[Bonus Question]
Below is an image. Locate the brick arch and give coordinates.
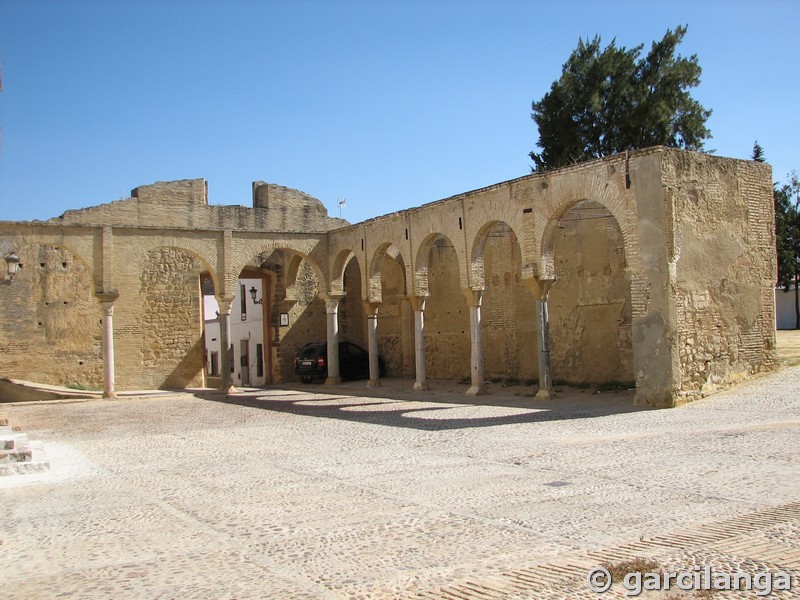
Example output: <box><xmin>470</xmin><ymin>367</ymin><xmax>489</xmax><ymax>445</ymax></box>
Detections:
<box><xmin>232</xmin><ymin>246</ymin><xmax>326</xmax><ymax>300</ymax></box>
<box><xmin>414</xmin><ymin>232</ymin><xmax>463</xmax><ymax>295</ymax></box>
<box><xmin>539</xmin><ymin>195</ymin><xmax>636</xmax><ymax>281</ymax></box>
<box><xmin>368</xmin><ymin>243</ymin><xmax>407</xmax><ymax>303</ymax></box>
<box><xmin>122</xmin><ymin>236</ymin><xmax>220</xmax><ymax>294</ymax></box>
<box><xmin>469</xmin><ymin>220</ymin><xmax>522</xmax><ymax>289</ymax></box>
<box><xmin>330</xmin><ymin>248</ymin><xmax>359</xmax><ymax>296</ymax></box>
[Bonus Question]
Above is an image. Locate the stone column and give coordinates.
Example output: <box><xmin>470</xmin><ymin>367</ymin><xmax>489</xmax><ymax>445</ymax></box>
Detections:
<box><xmin>218</xmin><ymin>298</ymin><xmax>236</xmax><ymax>393</ymax></box>
<box><xmin>364</xmin><ymin>301</ymin><xmax>381</xmax><ymax>387</ymax></box>
<box><xmin>462</xmin><ymin>288</ymin><xmax>487</xmax><ymax>396</ymax></box>
<box><xmin>409</xmin><ymin>295</ymin><xmax>428</xmax><ymax>391</ymax></box>
<box><xmin>324</xmin><ymin>294</ymin><xmax>344</xmax><ymax>386</ymax></box>
<box><xmin>97</xmin><ymin>290</ymin><xmax>119</xmax><ymax>399</ymax></box>
<box><xmin>533</xmin><ymin>278</ymin><xmax>555</xmax><ymax>399</ymax></box>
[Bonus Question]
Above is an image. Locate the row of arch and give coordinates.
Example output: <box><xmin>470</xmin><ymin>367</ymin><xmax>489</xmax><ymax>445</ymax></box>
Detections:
<box><xmin>0</xmin><ymin>193</ymin><xmax>639</xmax><ymax>399</ymax></box>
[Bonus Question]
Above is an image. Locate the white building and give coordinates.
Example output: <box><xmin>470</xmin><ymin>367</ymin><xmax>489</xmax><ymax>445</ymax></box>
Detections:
<box><xmin>204</xmin><ymin>277</ymin><xmax>268</xmax><ymax>387</ymax></box>
<box><xmin>776</xmin><ymin>286</ymin><xmax>799</xmax><ymax>330</ymax></box>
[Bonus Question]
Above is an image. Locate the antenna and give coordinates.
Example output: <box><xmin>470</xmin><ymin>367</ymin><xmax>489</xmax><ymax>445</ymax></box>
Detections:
<box><xmin>337</xmin><ymin>197</ymin><xmax>346</xmax><ymax>218</ymax></box>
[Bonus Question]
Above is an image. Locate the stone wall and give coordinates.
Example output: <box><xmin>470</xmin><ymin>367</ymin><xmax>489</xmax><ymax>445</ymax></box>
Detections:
<box><xmin>0</xmin><ymin>147</ymin><xmax>777</xmax><ymax>405</ymax></box>
<box><xmin>270</xmin><ymin>258</ymin><xmax>327</xmax><ymax>384</ymax></box>
<box><xmin>481</xmin><ymin>223</ymin><xmax>538</xmax><ymax>382</ymax></box>
<box><xmin>425</xmin><ymin>241</ymin><xmax>470</xmax><ymax>379</ymax></box>
<box><xmin>0</xmin><ymin>244</ymin><xmax>102</xmax><ymax>389</ymax></box>
<box><xmin>663</xmin><ymin>152</ymin><xmax>777</xmax><ymax>399</ymax></box>
<box><xmin>549</xmin><ymin>202</ymin><xmax>633</xmax><ymax>385</ymax></box>
<box><xmin>138</xmin><ymin>247</ymin><xmax>205</xmax><ymax>389</ymax></box>
<box><xmin>53</xmin><ymin>179</ymin><xmax>347</xmax><ymax>233</ymax></box>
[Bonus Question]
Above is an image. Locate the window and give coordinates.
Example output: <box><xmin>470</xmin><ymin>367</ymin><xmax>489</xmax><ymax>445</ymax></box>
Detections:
<box><xmin>209</xmin><ymin>352</ymin><xmax>219</xmax><ymax>376</ymax></box>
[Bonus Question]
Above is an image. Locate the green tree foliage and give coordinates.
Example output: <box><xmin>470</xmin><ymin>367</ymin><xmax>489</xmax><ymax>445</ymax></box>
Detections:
<box><xmin>774</xmin><ymin>172</ymin><xmax>800</xmax><ymax>328</ymax></box>
<box><xmin>752</xmin><ymin>141</ymin><xmax>766</xmax><ymax>163</ymax></box>
<box><xmin>530</xmin><ymin>26</ymin><xmax>712</xmax><ymax>171</ymax></box>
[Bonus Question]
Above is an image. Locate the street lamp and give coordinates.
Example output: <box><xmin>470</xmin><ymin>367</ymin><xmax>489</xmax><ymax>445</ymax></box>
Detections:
<box><xmin>249</xmin><ymin>286</ymin><xmax>263</xmax><ymax>305</ymax></box>
<box><xmin>2</xmin><ymin>252</ymin><xmax>20</xmax><ymax>284</ymax></box>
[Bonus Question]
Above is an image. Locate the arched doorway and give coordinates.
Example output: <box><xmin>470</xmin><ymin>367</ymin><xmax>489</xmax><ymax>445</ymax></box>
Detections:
<box><xmin>548</xmin><ymin>200</ymin><xmax>633</xmax><ymax>386</ymax></box>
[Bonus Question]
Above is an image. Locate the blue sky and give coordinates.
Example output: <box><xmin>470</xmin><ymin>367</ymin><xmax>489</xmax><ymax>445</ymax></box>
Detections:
<box><xmin>1</xmin><ymin>0</ymin><xmax>798</xmax><ymax>224</ymax></box>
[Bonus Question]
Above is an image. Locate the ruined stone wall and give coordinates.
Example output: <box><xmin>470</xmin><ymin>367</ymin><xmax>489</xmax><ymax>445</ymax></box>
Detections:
<box><xmin>548</xmin><ymin>204</ymin><xmax>633</xmax><ymax>385</ymax></box>
<box><xmin>481</xmin><ymin>225</ymin><xmax>539</xmax><ymax>381</ymax></box>
<box><xmin>0</xmin><ymin>244</ymin><xmax>103</xmax><ymax>389</ymax></box>
<box><xmin>270</xmin><ymin>259</ymin><xmax>326</xmax><ymax>383</ymax></box>
<box><xmin>425</xmin><ymin>242</ymin><xmax>470</xmax><ymax>379</ymax></box>
<box><xmin>663</xmin><ymin>153</ymin><xmax>777</xmax><ymax>399</ymax></box>
<box><xmin>135</xmin><ymin>248</ymin><xmax>206</xmax><ymax>389</ymax></box>
<box><xmin>338</xmin><ymin>260</ymin><xmax>366</xmax><ymax>348</ymax></box>
<box><xmin>376</xmin><ymin>256</ymin><xmax>408</xmax><ymax>377</ymax></box>
<box><xmin>53</xmin><ymin>179</ymin><xmax>347</xmax><ymax>233</ymax></box>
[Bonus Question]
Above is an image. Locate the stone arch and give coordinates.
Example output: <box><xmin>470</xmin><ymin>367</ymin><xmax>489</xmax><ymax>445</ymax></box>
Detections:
<box><xmin>469</xmin><ymin>220</ymin><xmax>522</xmax><ymax>290</ymax></box>
<box><xmin>368</xmin><ymin>243</ymin><xmax>412</xmax><ymax>377</ymax></box>
<box><xmin>416</xmin><ymin>232</ymin><xmax>470</xmax><ymax>380</ymax></box>
<box><xmin>545</xmin><ymin>200</ymin><xmax>634</xmax><ymax>386</ymax></box>
<box><xmin>539</xmin><ymin>195</ymin><xmax>635</xmax><ymax>281</ymax></box>
<box><xmin>339</xmin><ymin>254</ymin><xmax>366</xmax><ymax>346</ymax></box>
<box><xmin>469</xmin><ymin>222</ymin><xmax>538</xmax><ymax>381</ymax></box>
<box><xmin>228</xmin><ymin>242</ymin><xmax>327</xmax><ymax>300</ymax></box>
<box><xmin>330</xmin><ymin>249</ymin><xmax>359</xmax><ymax>296</ymax></box>
<box><xmin>368</xmin><ymin>243</ymin><xmax>407</xmax><ymax>303</ymax></box>
<box><xmin>414</xmin><ymin>232</ymin><xmax>463</xmax><ymax>296</ymax></box>
<box><xmin>137</xmin><ymin>245</ymin><xmax>212</xmax><ymax>389</ymax></box>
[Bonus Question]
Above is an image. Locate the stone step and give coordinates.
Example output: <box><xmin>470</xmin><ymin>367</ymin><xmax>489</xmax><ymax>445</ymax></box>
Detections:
<box><xmin>0</xmin><ymin>441</ymin><xmax>50</xmax><ymax>475</ymax></box>
<box><xmin>1</xmin><ymin>432</ymin><xmax>30</xmax><ymax>450</ymax></box>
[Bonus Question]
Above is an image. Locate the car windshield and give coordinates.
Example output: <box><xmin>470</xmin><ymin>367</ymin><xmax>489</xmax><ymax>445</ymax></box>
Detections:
<box><xmin>297</xmin><ymin>344</ymin><xmax>323</xmax><ymax>359</ymax></box>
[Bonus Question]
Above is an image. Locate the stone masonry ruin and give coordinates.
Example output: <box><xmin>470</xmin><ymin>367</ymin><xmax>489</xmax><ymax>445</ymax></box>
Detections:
<box><xmin>0</xmin><ymin>147</ymin><xmax>777</xmax><ymax>407</ymax></box>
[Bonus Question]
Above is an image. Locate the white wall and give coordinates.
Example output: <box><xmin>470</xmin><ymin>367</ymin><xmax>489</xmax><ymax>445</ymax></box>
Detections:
<box><xmin>203</xmin><ymin>278</ymin><xmax>267</xmax><ymax>385</ymax></box>
<box><xmin>776</xmin><ymin>286</ymin><xmax>799</xmax><ymax>330</ymax></box>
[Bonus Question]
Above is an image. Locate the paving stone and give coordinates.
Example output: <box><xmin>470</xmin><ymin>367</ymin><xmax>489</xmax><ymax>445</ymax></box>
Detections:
<box><xmin>1</xmin><ymin>368</ymin><xmax>799</xmax><ymax>598</ymax></box>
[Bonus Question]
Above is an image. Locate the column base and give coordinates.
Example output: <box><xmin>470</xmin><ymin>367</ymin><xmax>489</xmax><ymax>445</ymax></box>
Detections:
<box><xmin>535</xmin><ymin>388</ymin><xmax>553</xmax><ymax>400</ymax></box>
<box><xmin>367</xmin><ymin>379</ymin><xmax>382</xmax><ymax>388</ymax></box>
<box><xmin>465</xmin><ymin>385</ymin><xmax>488</xmax><ymax>396</ymax></box>
<box><xmin>220</xmin><ymin>384</ymin><xmax>239</xmax><ymax>395</ymax></box>
<box><xmin>325</xmin><ymin>376</ymin><xmax>342</xmax><ymax>386</ymax></box>
<box><xmin>413</xmin><ymin>381</ymin><xmax>429</xmax><ymax>391</ymax></box>
<box><xmin>103</xmin><ymin>391</ymin><xmax>118</xmax><ymax>399</ymax></box>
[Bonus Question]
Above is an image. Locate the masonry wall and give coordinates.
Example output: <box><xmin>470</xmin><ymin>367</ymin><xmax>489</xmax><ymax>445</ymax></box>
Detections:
<box><xmin>270</xmin><ymin>258</ymin><xmax>327</xmax><ymax>384</ymax></box>
<box><xmin>0</xmin><ymin>243</ymin><xmax>103</xmax><ymax>389</ymax></box>
<box><xmin>105</xmin><ymin>245</ymin><xmax>206</xmax><ymax>390</ymax></box>
<box><xmin>481</xmin><ymin>225</ymin><xmax>538</xmax><ymax>382</ymax></box>
<box><xmin>662</xmin><ymin>153</ymin><xmax>777</xmax><ymax>399</ymax></box>
<box><xmin>0</xmin><ymin>148</ymin><xmax>778</xmax><ymax>403</ymax></box>
<box><xmin>548</xmin><ymin>204</ymin><xmax>633</xmax><ymax>385</ymax></box>
<box><xmin>376</xmin><ymin>255</ymin><xmax>411</xmax><ymax>378</ymax></box>
<box><xmin>53</xmin><ymin>179</ymin><xmax>347</xmax><ymax>233</ymax></box>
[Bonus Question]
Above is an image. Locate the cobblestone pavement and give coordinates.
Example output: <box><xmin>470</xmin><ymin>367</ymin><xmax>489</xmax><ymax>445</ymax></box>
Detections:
<box><xmin>2</xmin><ymin>369</ymin><xmax>799</xmax><ymax>599</ymax></box>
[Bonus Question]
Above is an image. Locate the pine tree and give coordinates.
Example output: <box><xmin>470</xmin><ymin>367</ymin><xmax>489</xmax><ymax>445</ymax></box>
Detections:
<box><xmin>530</xmin><ymin>26</ymin><xmax>712</xmax><ymax>171</ymax></box>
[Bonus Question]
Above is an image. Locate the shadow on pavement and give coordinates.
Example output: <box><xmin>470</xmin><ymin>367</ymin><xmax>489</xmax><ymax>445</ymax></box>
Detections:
<box><xmin>194</xmin><ymin>378</ymin><xmax>655</xmax><ymax>431</ymax></box>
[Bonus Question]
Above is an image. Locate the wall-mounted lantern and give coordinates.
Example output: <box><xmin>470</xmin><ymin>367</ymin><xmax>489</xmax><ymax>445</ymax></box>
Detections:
<box><xmin>2</xmin><ymin>252</ymin><xmax>20</xmax><ymax>284</ymax></box>
<box><xmin>249</xmin><ymin>286</ymin><xmax>263</xmax><ymax>305</ymax></box>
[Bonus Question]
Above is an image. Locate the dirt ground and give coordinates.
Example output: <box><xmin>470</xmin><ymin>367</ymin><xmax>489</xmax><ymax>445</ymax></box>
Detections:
<box><xmin>777</xmin><ymin>329</ymin><xmax>800</xmax><ymax>367</ymax></box>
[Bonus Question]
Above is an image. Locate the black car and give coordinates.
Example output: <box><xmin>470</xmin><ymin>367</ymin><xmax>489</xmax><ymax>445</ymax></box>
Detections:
<box><xmin>293</xmin><ymin>341</ymin><xmax>385</xmax><ymax>383</ymax></box>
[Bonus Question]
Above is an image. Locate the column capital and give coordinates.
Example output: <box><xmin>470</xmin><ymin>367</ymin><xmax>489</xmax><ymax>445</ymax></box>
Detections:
<box><xmin>321</xmin><ymin>292</ymin><xmax>345</xmax><ymax>314</ymax></box>
<box><xmin>96</xmin><ymin>289</ymin><xmax>119</xmax><ymax>304</ymax></box>
<box><xmin>409</xmin><ymin>294</ymin><xmax>428</xmax><ymax>312</ymax></box>
<box><xmin>217</xmin><ymin>296</ymin><xmax>235</xmax><ymax>315</ymax></box>
<box><xmin>363</xmin><ymin>301</ymin><xmax>381</xmax><ymax>316</ymax></box>
<box><xmin>521</xmin><ymin>277</ymin><xmax>555</xmax><ymax>300</ymax></box>
<box><xmin>461</xmin><ymin>288</ymin><xmax>484</xmax><ymax>308</ymax></box>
